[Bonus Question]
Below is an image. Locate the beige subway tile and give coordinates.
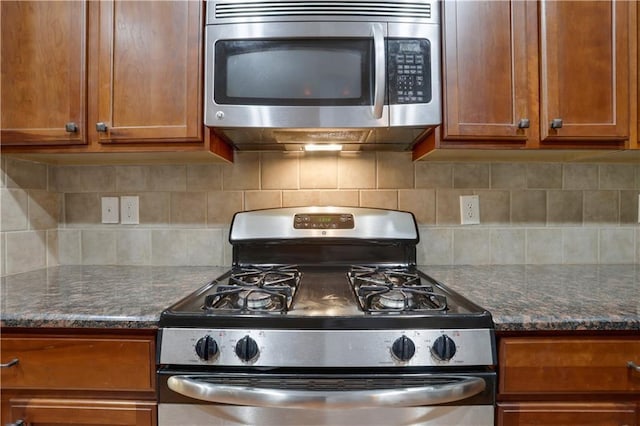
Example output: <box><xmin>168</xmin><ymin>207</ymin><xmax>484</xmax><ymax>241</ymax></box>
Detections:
<box><xmin>637</xmin><ymin>229</ymin><xmax>640</xmax><ymax>264</ymax></box>
<box><xmin>415</xmin><ymin>162</ymin><xmax>453</xmax><ymax>189</ymax></box>
<box><xmin>244</xmin><ymin>191</ymin><xmax>282</xmax><ymax>210</ymax></box>
<box><xmin>527</xmin><ymin>163</ymin><xmax>562</xmax><ymax>189</ymax></box>
<box><xmin>282</xmin><ymin>190</ymin><xmax>358</xmax><ymax>207</ymax></box>
<box><xmin>377</xmin><ymin>152</ymin><xmax>413</xmax><ymax>189</ymax></box>
<box><xmin>563</xmin><ymin>164</ymin><xmax>598</xmax><ymax>190</ymax></box>
<box><xmin>208</xmin><ymin>191</ymin><xmax>244</xmax><ymax>225</ymax></box>
<box><xmin>4</xmin><ymin>158</ymin><xmax>47</xmax><ymax>190</ymax></box>
<box><xmin>148</xmin><ymin>165</ymin><xmax>187</xmax><ymax>191</ymax></box>
<box><xmin>5</xmin><ymin>231</ymin><xmax>46</xmax><ymax>274</ymax></box>
<box><xmin>453</xmin><ymin>163</ymin><xmax>490</xmax><ymax>189</ymax></box>
<box><xmin>1</xmin><ymin>189</ymin><xmax>28</xmax><ymax>231</ymax></box>
<box><xmin>599</xmin><ymin>164</ymin><xmax>635</xmax><ymax>190</ymax></box>
<box><xmin>453</xmin><ymin>228</ymin><xmax>491</xmax><ymax>265</ymax></box>
<box><xmin>620</xmin><ymin>190</ymin><xmax>640</xmax><ymax>224</ymax></box>
<box><xmin>222</xmin><ymin>227</ymin><xmax>233</xmax><ymax>267</ymax></box>
<box><xmin>262</xmin><ymin>153</ymin><xmax>299</xmax><ymax>190</ymax></box>
<box><xmin>186</xmin><ymin>229</ymin><xmax>224</xmax><ymax>266</ymax></box>
<box><xmin>139</xmin><ymin>192</ymin><xmax>170</xmax><ymax>225</ymax></box>
<box><xmin>46</xmin><ymin>230</ymin><xmax>59</xmax><ymax>267</ymax></box>
<box><xmin>116</xmin><ymin>230</ymin><xmax>151</xmax><ymax>265</ymax></box>
<box><xmin>170</xmin><ymin>192</ymin><xmax>207</xmax><ymax>225</ymax></box>
<box><xmin>1</xmin><ymin>156</ymin><xmax>5</xmax><ymax>188</ymax></box>
<box><xmin>599</xmin><ymin>228</ymin><xmax>636</xmax><ymax>264</ymax></box>
<box><xmin>490</xmin><ymin>163</ymin><xmax>526</xmax><ymax>189</ymax></box>
<box><xmin>398</xmin><ymin>189</ymin><xmax>436</xmax><ymax>224</ymax></box>
<box><xmin>115</xmin><ymin>165</ymin><xmax>150</xmax><ymax>191</ymax></box>
<box><xmin>583</xmin><ymin>190</ymin><xmax>618</xmax><ymax>224</ymax></box>
<box><xmin>300</xmin><ymin>155</ymin><xmax>338</xmax><ymax>189</ymax></box>
<box><xmin>28</xmin><ymin>190</ymin><xmax>60</xmax><ymax>230</ymax></box>
<box><xmin>511</xmin><ymin>190</ymin><xmax>546</xmax><ymax>224</ymax></box>
<box><xmin>490</xmin><ymin>229</ymin><xmax>525</xmax><ymax>264</ymax></box>
<box><xmin>282</xmin><ymin>190</ymin><xmax>321</xmax><ymax>207</ymax></box>
<box><xmin>64</xmin><ymin>193</ymin><xmax>100</xmax><ymax>225</ymax></box>
<box><xmin>54</xmin><ymin>165</ymin><xmax>116</xmax><ymax>192</ymax></box>
<box><xmin>360</xmin><ymin>190</ymin><xmax>398</xmax><ymax>209</ymax></box>
<box><xmin>58</xmin><ymin>230</ymin><xmax>81</xmax><ymax>265</ymax></box>
<box><xmin>81</xmin><ymin>230</ymin><xmax>116</xmax><ymax>265</ymax></box>
<box><xmin>417</xmin><ymin>228</ymin><xmax>452</xmax><ymax>265</ymax></box>
<box><xmin>187</xmin><ymin>164</ymin><xmax>223</xmax><ymax>191</ymax></box>
<box><xmin>436</xmin><ymin>189</ymin><xmax>473</xmax><ymax>225</ymax></box>
<box><xmin>337</xmin><ymin>152</ymin><xmax>376</xmax><ymax>189</ymax></box>
<box><xmin>222</xmin><ymin>152</ymin><xmax>260</xmax><ymax>190</ymax></box>
<box><xmin>562</xmin><ymin>228</ymin><xmax>598</xmax><ymax>264</ymax></box>
<box><xmin>474</xmin><ymin>190</ymin><xmax>510</xmax><ymax>224</ymax></box>
<box><xmin>151</xmin><ymin>230</ymin><xmax>189</xmax><ymax>265</ymax></box>
<box><xmin>526</xmin><ymin>229</ymin><xmax>562</xmax><ymax>264</ymax></box>
<box><xmin>0</xmin><ymin>233</ymin><xmax>5</xmax><ymax>276</ymax></box>
<box><xmin>547</xmin><ymin>190</ymin><xmax>583</xmax><ymax>225</ymax></box>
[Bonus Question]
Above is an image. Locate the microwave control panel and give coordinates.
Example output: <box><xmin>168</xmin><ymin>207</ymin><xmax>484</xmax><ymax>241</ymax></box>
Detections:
<box><xmin>387</xmin><ymin>39</ymin><xmax>431</xmax><ymax>105</ymax></box>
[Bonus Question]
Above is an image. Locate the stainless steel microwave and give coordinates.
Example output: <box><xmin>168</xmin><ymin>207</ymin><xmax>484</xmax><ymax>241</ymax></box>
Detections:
<box><xmin>204</xmin><ymin>0</ymin><xmax>441</xmax><ymax>150</ymax></box>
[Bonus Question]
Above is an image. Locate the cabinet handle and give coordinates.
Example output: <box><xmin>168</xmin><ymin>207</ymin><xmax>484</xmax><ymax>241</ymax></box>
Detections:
<box><xmin>517</xmin><ymin>118</ymin><xmax>530</xmax><ymax>129</ymax></box>
<box><xmin>65</xmin><ymin>122</ymin><xmax>78</xmax><ymax>133</ymax></box>
<box><xmin>6</xmin><ymin>420</ymin><xmax>25</xmax><ymax>426</ymax></box>
<box><xmin>628</xmin><ymin>361</ymin><xmax>640</xmax><ymax>372</ymax></box>
<box><xmin>550</xmin><ymin>118</ymin><xmax>563</xmax><ymax>129</ymax></box>
<box><xmin>0</xmin><ymin>358</ymin><xmax>19</xmax><ymax>368</ymax></box>
<box><xmin>96</xmin><ymin>122</ymin><xmax>108</xmax><ymax>132</ymax></box>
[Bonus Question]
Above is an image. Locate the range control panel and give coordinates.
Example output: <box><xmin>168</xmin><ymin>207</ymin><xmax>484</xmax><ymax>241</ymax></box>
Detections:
<box><xmin>293</xmin><ymin>213</ymin><xmax>354</xmax><ymax>230</ymax></box>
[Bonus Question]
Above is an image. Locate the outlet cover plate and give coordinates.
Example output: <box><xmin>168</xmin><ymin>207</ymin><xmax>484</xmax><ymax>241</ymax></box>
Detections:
<box><xmin>460</xmin><ymin>195</ymin><xmax>480</xmax><ymax>225</ymax></box>
<box><xmin>101</xmin><ymin>197</ymin><xmax>119</xmax><ymax>224</ymax></box>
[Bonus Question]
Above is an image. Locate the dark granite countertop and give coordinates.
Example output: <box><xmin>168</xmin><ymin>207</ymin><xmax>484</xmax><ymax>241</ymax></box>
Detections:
<box><xmin>1</xmin><ymin>264</ymin><xmax>638</xmax><ymax>331</ymax></box>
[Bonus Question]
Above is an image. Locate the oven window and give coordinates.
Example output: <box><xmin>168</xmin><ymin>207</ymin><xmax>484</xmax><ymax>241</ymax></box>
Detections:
<box><xmin>214</xmin><ymin>39</ymin><xmax>373</xmax><ymax>106</ymax></box>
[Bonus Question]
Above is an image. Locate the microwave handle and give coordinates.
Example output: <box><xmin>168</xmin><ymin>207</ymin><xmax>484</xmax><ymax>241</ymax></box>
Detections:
<box><xmin>371</xmin><ymin>23</ymin><xmax>385</xmax><ymax>120</ymax></box>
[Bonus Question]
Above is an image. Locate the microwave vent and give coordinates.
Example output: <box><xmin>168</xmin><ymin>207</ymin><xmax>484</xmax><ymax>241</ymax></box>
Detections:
<box><xmin>214</xmin><ymin>1</ymin><xmax>432</xmax><ymax>20</ymax></box>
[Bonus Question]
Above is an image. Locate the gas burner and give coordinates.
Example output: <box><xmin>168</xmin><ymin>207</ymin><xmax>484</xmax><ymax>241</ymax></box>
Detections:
<box><xmin>203</xmin><ymin>265</ymin><xmax>301</xmax><ymax>313</ymax></box>
<box><xmin>348</xmin><ymin>266</ymin><xmax>447</xmax><ymax>313</ymax></box>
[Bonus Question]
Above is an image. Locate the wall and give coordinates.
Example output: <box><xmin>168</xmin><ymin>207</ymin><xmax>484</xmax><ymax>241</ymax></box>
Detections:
<box><xmin>1</xmin><ymin>153</ymin><xmax>639</xmax><ymax>276</ymax></box>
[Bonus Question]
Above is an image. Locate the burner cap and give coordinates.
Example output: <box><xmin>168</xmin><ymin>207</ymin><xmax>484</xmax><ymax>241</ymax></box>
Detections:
<box><xmin>242</xmin><ymin>291</ymin><xmax>274</xmax><ymax>310</ymax></box>
<box><xmin>378</xmin><ymin>290</ymin><xmax>413</xmax><ymax>310</ymax></box>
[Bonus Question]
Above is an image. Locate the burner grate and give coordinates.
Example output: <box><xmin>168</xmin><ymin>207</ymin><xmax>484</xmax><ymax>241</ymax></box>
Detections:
<box><xmin>348</xmin><ymin>266</ymin><xmax>447</xmax><ymax>313</ymax></box>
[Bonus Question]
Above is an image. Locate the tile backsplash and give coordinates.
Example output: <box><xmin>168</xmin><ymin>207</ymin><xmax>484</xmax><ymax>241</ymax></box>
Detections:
<box><xmin>1</xmin><ymin>153</ymin><xmax>638</xmax><ymax>276</ymax></box>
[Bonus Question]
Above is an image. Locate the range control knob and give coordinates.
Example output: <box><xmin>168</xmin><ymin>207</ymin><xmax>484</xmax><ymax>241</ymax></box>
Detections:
<box><xmin>431</xmin><ymin>335</ymin><xmax>456</xmax><ymax>361</ymax></box>
<box><xmin>195</xmin><ymin>335</ymin><xmax>218</xmax><ymax>361</ymax></box>
<box><xmin>391</xmin><ymin>336</ymin><xmax>416</xmax><ymax>362</ymax></box>
<box><xmin>235</xmin><ymin>335</ymin><xmax>259</xmax><ymax>362</ymax></box>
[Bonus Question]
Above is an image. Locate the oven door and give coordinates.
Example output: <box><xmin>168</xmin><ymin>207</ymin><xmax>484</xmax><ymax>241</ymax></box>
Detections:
<box><xmin>158</xmin><ymin>369</ymin><xmax>495</xmax><ymax>426</ymax></box>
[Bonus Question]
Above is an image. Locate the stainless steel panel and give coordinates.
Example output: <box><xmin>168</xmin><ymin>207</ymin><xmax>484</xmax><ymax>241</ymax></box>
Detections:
<box><xmin>159</xmin><ymin>328</ymin><xmax>495</xmax><ymax>367</ymax></box>
<box><xmin>159</xmin><ymin>403</ymin><xmax>493</xmax><ymax>426</ymax></box>
<box><xmin>228</xmin><ymin>207</ymin><xmax>418</xmax><ymax>242</ymax></box>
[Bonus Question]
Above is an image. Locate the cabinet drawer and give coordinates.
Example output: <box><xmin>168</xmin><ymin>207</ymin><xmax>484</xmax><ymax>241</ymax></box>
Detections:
<box><xmin>1</xmin><ymin>335</ymin><xmax>154</xmax><ymax>391</ymax></box>
<box><xmin>499</xmin><ymin>337</ymin><xmax>640</xmax><ymax>394</ymax></box>
<box><xmin>497</xmin><ymin>402</ymin><xmax>638</xmax><ymax>426</ymax></box>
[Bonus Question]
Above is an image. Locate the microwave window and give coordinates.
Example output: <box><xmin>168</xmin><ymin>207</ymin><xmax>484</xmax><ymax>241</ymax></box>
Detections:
<box><xmin>215</xmin><ymin>40</ymin><xmax>373</xmax><ymax>106</ymax></box>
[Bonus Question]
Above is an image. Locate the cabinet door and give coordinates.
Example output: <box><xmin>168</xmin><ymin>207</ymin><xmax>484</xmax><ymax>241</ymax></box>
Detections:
<box><xmin>539</xmin><ymin>0</ymin><xmax>629</xmax><ymax>144</ymax></box>
<box><xmin>497</xmin><ymin>402</ymin><xmax>638</xmax><ymax>426</ymax></box>
<box><xmin>91</xmin><ymin>0</ymin><xmax>202</xmax><ymax>144</ymax></box>
<box><xmin>0</xmin><ymin>1</ymin><xmax>87</xmax><ymax>146</ymax></box>
<box><xmin>442</xmin><ymin>0</ymin><xmax>538</xmax><ymax>145</ymax></box>
<box><xmin>7</xmin><ymin>398</ymin><xmax>155</xmax><ymax>426</ymax></box>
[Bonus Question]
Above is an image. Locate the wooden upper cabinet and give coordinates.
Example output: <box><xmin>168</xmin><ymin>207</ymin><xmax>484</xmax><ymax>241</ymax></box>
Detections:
<box><xmin>0</xmin><ymin>1</ymin><xmax>87</xmax><ymax>146</ymax></box>
<box><xmin>91</xmin><ymin>0</ymin><xmax>202</xmax><ymax>144</ymax></box>
<box><xmin>442</xmin><ymin>0</ymin><xmax>538</xmax><ymax>145</ymax></box>
<box><xmin>539</xmin><ymin>0</ymin><xmax>629</xmax><ymax>144</ymax></box>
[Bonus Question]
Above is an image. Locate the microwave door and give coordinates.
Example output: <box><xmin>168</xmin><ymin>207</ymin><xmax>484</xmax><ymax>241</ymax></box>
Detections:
<box><xmin>204</xmin><ymin>21</ymin><xmax>389</xmax><ymax>128</ymax></box>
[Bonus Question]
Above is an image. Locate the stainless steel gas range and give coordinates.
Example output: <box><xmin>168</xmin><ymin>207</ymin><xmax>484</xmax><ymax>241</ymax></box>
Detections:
<box><xmin>157</xmin><ymin>207</ymin><xmax>496</xmax><ymax>426</ymax></box>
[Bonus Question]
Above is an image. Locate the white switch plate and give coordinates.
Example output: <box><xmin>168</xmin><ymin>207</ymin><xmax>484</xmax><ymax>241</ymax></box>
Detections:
<box><xmin>120</xmin><ymin>196</ymin><xmax>139</xmax><ymax>225</ymax></box>
<box><xmin>460</xmin><ymin>195</ymin><xmax>480</xmax><ymax>225</ymax></box>
<box><xmin>101</xmin><ymin>197</ymin><xmax>119</xmax><ymax>224</ymax></box>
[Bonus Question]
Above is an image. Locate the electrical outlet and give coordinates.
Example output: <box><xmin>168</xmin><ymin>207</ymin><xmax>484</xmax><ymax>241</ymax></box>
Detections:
<box><xmin>120</xmin><ymin>196</ymin><xmax>139</xmax><ymax>225</ymax></box>
<box><xmin>459</xmin><ymin>195</ymin><xmax>480</xmax><ymax>225</ymax></box>
<box><xmin>101</xmin><ymin>197</ymin><xmax>119</xmax><ymax>224</ymax></box>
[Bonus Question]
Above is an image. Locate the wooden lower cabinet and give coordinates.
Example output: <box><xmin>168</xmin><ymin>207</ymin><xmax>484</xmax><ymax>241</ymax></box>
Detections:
<box><xmin>0</xmin><ymin>329</ymin><xmax>157</xmax><ymax>426</ymax></box>
<box><xmin>497</xmin><ymin>335</ymin><xmax>640</xmax><ymax>426</ymax></box>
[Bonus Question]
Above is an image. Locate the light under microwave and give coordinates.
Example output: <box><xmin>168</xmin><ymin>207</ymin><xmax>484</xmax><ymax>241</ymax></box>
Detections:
<box><xmin>204</xmin><ymin>1</ymin><xmax>441</xmax><ymax>134</ymax></box>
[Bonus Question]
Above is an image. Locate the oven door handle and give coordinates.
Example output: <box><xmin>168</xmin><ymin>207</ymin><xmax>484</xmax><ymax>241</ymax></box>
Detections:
<box><xmin>167</xmin><ymin>375</ymin><xmax>486</xmax><ymax>409</ymax></box>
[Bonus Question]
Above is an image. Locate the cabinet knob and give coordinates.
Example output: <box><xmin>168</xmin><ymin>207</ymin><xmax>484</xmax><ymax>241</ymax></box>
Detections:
<box><xmin>65</xmin><ymin>122</ymin><xmax>78</xmax><ymax>133</ymax></box>
<box><xmin>628</xmin><ymin>361</ymin><xmax>640</xmax><ymax>372</ymax></box>
<box><xmin>517</xmin><ymin>118</ymin><xmax>530</xmax><ymax>129</ymax></box>
<box><xmin>6</xmin><ymin>420</ymin><xmax>25</xmax><ymax>426</ymax></box>
<box><xmin>96</xmin><ymin>122</ymin><xmax>108</xmax><ymax>132</ymax></box>
<box><xmin>0</xmin><ymin>358</ymin><xmax>19</xmax><ymax>368</ymax></box>
<box><xmin>550</xmin><ymin>118</ymin><xmax>563</xmax><ymax>129</ymax></box>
